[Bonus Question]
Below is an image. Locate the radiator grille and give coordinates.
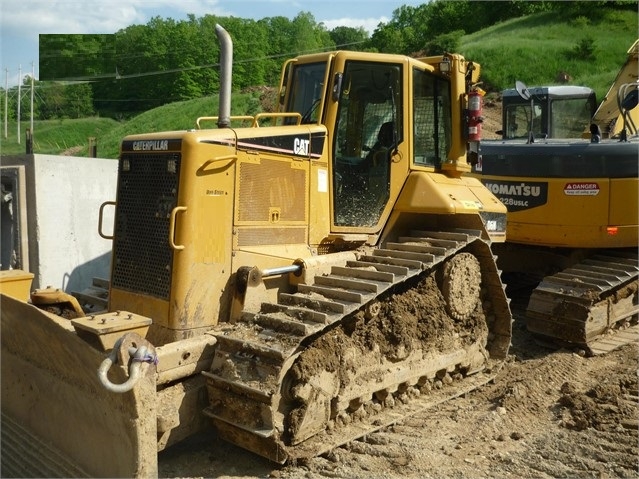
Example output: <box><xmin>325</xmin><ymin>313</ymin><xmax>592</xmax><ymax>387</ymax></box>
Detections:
<box><xmin>237</xmin><ymin>227</ymin><xmax>307</xmax><ymax>247</ymax></box>
<box><xmin>238</xmin><ymin>159</ymin><xmax>307</xmax><ymax>222</ymax></box>
<box><xmin>111</xmin><ymin>153</ymin><xmax>180</xmax><ymax>300</ymax></box>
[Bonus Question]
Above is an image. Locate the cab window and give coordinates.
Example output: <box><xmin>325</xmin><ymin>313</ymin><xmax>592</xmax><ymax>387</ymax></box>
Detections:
<box><xmin>413</xmin><ymin>67</ymin><xmax>451</xmax><ymax>167</ymax></box>
<box><xmin>332</xmin><ymin>61</ymin><xmax>402</xmax><ymax>227</ymax></box>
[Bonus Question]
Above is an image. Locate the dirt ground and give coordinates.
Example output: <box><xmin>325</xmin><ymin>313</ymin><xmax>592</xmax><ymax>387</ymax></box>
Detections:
<box><xmin>159</xmin><ymin>317</ymin><xmax>638</xmax><ymax>479</ymax></box>
<box><xmin>159</xmin><ymin>293</ymin><xmax>638</xmax><ymax>479</ymax></box>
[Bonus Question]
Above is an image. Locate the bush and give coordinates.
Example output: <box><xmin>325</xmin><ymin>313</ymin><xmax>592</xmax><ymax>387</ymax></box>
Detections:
<box><xmin>565</xmin><ymin>37</ymin><xmax>597</xmax><ymax>62</ymax></box>
<box><xmin>426</xmin><ymin>30</ymin><xmax>465</xmax><ymax>56</ymax></box>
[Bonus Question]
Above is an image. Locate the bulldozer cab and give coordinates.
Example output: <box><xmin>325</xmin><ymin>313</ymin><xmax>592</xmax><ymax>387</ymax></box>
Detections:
<box><xmin>280</xmin><ymin>52</ymin><xmax>455</xmax><ymax>231</ymax></box>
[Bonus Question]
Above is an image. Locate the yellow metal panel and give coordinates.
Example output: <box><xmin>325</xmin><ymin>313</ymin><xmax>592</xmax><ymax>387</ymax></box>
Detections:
<box><xmin>395</xmin><ymin>172</ymin><xmax>495</xmax><ymax>214</ymax></box>
<box><xmin>0</xmin><ymin>270</ymin><xmax>34</xmax><ymax>302</ymax></box>
<box><xmin>505</xmin><ymin>177</ymin><xmax>609</xmax><ymax>229</ymax></box>
<box><xmin>609</xmin><ymin>177</ymin><xmax>639</xmax><ymax>228</ymax></box>
<box><xmin>169</xmin><ymin>133</ymin><xmax>236</xmax><ymax>330</ymax></box>
<box><xmin>308</xmin><ymin>162</ymin><xmax>330</xmax><ymax>246</ymax></box>
<box><xmin>110</xmin><ymin>288</ymin><xmax>169</xmax><ymax>328</ymax></box>
<box><xmin>498</xmin><ymin>176</ymin><xmax>637</xmax><ymax>248</ymax></box>
<box><xmin>507</xmin><ymin>222</ymin><xmax>637</xmax><ymax>248</ymax></box>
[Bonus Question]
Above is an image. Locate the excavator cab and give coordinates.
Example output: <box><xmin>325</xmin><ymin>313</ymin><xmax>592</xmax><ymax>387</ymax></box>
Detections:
<box><xmin>500</xmin><ymin>85</ymin><xmax>597</xmax><ymax>140</ymax></box>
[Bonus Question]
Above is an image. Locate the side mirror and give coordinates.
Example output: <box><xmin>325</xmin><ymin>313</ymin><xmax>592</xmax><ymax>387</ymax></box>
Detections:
<box><xmin>621</xmin><ymin>89</ymin><xmax>638</xmax><ymax>111</ymax></box>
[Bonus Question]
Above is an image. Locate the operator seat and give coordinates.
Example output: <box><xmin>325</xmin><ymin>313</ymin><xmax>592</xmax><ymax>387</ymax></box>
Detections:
<box><xmin>374</xmin><ymin>121</ymin><xmax>394</xmax><ymax>151</ymax></box>
<box><xmin>366</xmin><ymin>121</ymin><xmax>395</xmax><ymax>167</ymax></box>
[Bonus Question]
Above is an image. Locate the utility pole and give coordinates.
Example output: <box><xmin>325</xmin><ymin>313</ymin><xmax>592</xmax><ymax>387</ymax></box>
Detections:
<box><xmin>4</xmin><ymin>69</ymin><xmax>7</xmax><ymax>139</ymax></box>
<box><xmin>17</xmin><ymin>65</ymin><xmax>21</xmax><ymax>144</ymax></box>
<box><xmin>30</xmin><ymin>62</ymin><xmax>34</xmax><ymax>133</ymax></box>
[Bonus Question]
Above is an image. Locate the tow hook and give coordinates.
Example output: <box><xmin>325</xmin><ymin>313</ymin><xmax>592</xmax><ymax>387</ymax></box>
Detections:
<box><xmin>98</xmin><ymin>332</ymin><xmax>158</xmax><ymax>393</ymax></box>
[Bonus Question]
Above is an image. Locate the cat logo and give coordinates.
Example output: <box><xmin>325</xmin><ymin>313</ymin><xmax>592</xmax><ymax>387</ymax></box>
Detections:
<box><xmin>294</xmin><ymin>138</ymin><xmax>310</xmax><ymax>156</ymax></box>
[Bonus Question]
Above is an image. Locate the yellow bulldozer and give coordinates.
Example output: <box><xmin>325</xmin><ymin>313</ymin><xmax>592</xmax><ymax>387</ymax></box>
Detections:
<box><xmin>473</xmin><ymin>39</ymin><xmax>639</xmax><ymax>355</ymax></box>
<box><xmin>1</xmin><ymin>25</ymin><xmax>512</xmax><ymax>476</ymax></box>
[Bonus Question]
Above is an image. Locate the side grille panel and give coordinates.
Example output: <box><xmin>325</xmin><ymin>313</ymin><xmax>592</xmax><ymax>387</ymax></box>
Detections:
<box><xmin>238</xmin><ymin>159</ymin><xmax>307</xmax><ymax>223</ymax></box>
<box><xmin>111</xmin><ymin>153</ymin><xmax>180</xmax><ymax>300</ymax></box>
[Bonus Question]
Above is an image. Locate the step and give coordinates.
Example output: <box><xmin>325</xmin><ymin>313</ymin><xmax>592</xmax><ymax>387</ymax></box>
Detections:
<box><xmin>314</xmin><ymin>275</ymin><xmax>381</xmax><ymax>293</ymax></box>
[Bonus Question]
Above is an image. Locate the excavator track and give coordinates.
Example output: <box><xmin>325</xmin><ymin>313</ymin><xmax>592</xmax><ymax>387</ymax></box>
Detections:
<box><xmin>203</xmin><ymin>229</ymin><xmax>512</xmax><ymax>463</ymax></box>
<box><xmin>526</xmin><ymin>249</ymin><xmax>639</xmax><ymax>355</ymax></box>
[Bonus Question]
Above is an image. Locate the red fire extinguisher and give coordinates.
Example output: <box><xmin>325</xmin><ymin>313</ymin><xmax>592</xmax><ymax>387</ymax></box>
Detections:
<box><xmin>467</xmin><ymin>88</ymin><xmax>484</xmax><ymax>142</ymax></box>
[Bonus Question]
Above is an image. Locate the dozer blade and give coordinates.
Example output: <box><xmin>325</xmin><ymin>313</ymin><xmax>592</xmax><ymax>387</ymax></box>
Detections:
<box><xmin>1</xmin><ymin>294</ymin><xmax>158</xmax><ymax>478</ymax></box>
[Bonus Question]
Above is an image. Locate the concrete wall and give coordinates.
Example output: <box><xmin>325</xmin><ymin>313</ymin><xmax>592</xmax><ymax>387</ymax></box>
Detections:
<box><xmin>1</xmin><ymin>154</ymin><xmax>118</xmax><ymax>292</ymax></box>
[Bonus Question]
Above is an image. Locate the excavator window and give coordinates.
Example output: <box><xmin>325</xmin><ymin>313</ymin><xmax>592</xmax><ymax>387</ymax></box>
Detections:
<box><xmin>549</xmin><ymin>97</ymin><xmax>594</xmax><ymax>138</ymax></box>
<box><xmin>332</xmin><ymin>61</ymin><xmax>402</xmax><ymax>227</ymax></box>
<box><xmin>503</xmin><ymin>91</ymin><xmax>596</xmax><ymax>140</ymax></box>
<box><xmin>504</xmin><ymin>104</ymin><xmax>542</xmax><ymax>139</ymax></box>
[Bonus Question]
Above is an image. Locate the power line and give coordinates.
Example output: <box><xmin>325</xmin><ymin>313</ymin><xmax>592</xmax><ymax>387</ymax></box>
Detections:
<box><xmin>35</xmin><ymin>39</ymin><xmax>369</xmax><ymax>83</ymax></box>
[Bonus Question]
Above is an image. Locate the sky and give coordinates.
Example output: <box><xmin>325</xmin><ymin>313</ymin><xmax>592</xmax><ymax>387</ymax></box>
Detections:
<box><xmin>1</xmin><ymin>0</ymin><xmax>425</xmax><ymax>87</ymax></box>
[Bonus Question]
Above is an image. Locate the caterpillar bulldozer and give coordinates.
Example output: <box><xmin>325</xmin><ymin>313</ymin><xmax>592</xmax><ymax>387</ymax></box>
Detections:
<box><xmin>472</xmin><ymin>39</ymin><xmax>639</xmax><ymax>355</ymax></box>
<box><xmin>1</xmin><ymin>25</ymin><xmax>512</xmax><ymax>477</ymax></box>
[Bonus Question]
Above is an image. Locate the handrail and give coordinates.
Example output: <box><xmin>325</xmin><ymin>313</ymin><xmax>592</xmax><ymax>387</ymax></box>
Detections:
<box><xmin>195</xmin><ymin>112</ymin><xmax>303</xmax><ymax>129</ymax></box>
<box><xmin>252</xmin><ymin>112</ymin><xmax>302</xmax><ymax>127</ymax></box>
<box><xmin>168</xmin><ymin>206</ymin><xmax>187</xmax><ymax>251</ymax></box>
<box><xmin>98</xmin><ymin>201</ymin><xmax>116</xmax><ymax>240</ymax></box>
<box><xmin>196</xmin><ymin>115</ymin><xmax>254</xmax><ymax>129</ymax></box>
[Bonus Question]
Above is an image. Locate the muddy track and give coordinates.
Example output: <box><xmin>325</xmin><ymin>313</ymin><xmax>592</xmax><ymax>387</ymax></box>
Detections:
<box><xmin>201</xmin><ymin>229</ymin><xmax>511</xmax><ymax>463</ymax></box>
<box><xmin>526</xmin><ymin>249</ymin><xmax>639</xmax><ymax>354</ymax></box>
<box><xmin>158</xmin><ymin>280</ymin><xmax>638</xmax><ymax>479</ymax></box>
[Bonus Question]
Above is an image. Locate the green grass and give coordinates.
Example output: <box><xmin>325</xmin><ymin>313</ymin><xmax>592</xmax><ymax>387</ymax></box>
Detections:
<box><xmin>1</xmin><ymin>9</ymin><xmax>636</xmax><ymax>159</ymax></box>
<box><xmin>1</xmin><ymin>91</ymin><xmax>264</xmax><ymax>159</ymax></box>
<box><xmin>1</xmin><ymin>117</ymin><xmax>119</xmax><ymax>157</ymax></box>
<box><xmin>461</xmin><ymin>10</ymin><xmax>637</xmax><ymax>100</ymax></box>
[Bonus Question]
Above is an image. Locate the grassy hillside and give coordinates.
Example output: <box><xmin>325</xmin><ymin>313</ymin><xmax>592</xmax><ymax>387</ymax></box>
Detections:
<box><xmin>1</xmin><ymin>90</ymin><xmax>265</xmax><ymax>158</ymax></box>
<box><xmin>462</xmin><ymin>9</ymin><xmax>636</xmax><ymax>99</ymax></box>
<box><xmin>1</xmin><ymin>117</ymin><xmax>119</xmax><ymax>157</ymax></box>
<box><xmin>1</xmin><ymin>9</ymin><xmax>636</xmax><ymax>159</ymax></box>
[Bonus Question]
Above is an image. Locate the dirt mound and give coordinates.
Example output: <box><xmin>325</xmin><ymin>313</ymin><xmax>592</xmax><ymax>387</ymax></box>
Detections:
<box><xmin>481</xmin><ymin>94</ymin><xmax>503</xmax><ymax>139</ymax></box>
<box><xmin>558</xmin><ymin>374</ymin><xmax>638</xmax><ymax>432</ymax></box>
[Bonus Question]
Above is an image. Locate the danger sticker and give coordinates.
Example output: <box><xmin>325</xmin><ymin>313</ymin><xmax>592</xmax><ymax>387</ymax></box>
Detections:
<box><xmin>564</xmin><ymin>182</ymin><xmax>600</xmax><ymax>196</ymax></box>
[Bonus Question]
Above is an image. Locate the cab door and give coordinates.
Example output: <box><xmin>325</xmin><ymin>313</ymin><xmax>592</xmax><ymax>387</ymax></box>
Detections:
<box><xmin>328</xmin><ymin>56</ymin><xmax>405</xmax><ymax>231</ymax></box>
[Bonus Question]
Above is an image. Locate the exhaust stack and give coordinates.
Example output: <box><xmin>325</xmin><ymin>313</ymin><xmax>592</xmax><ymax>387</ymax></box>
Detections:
<box><xmin>215</xmin><ymin>24</ymin><xmax>232</xmax><ymax>128</ymax></box>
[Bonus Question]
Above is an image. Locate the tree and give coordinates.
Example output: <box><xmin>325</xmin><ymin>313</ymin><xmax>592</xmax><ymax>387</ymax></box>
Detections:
<box><xmin>64</xmin><ymin>83</ymin><xmax>95</xmax><ymax>118</ymax></box>
<box><xmin>37</xmin><ymin>82</ymin><xmax>64</xmax><ymax>119</ymax></box>
<box><xmin>39</xmin><ymin>34</ymin><xmax>115</xmax><ymax>81</ymax></box>
<box><xmin>329</xmin><ymin>26</ymin><xmax>370</xmax><ymax>51</ymax></box>
<box><xmin>291</xmin><ymin>12</ymin><xmax>334</xmax><ymax>54</ymax></box>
